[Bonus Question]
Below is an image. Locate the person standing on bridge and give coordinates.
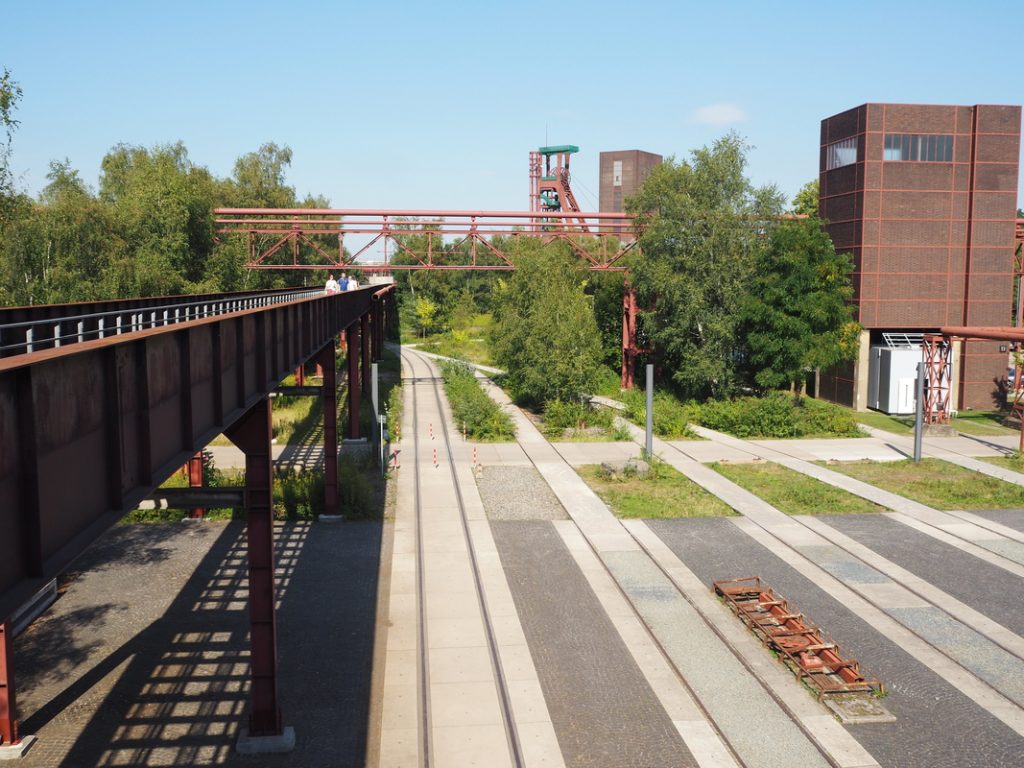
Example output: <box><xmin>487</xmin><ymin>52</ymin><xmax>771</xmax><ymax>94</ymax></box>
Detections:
<box><xmin>339</xmin><ymin>272</ymin><xmax>349</xmax><ymax>292</ymax></box>
<box><xmin>325</xmin><ymin>273</ymin><xmax>340</xmax><ymax>294</ymax></box>
<box><xmin>347</xmin><ymin>272</ymin><xmax>358</xmax><ymax>290</ymax></box>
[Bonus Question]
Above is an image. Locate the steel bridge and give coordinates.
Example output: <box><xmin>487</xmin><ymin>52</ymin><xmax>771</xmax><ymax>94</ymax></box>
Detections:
<box><xmin>0</xmin><ymin>284</ymin><xmax>397</xmax><ymax>751</ymax></box>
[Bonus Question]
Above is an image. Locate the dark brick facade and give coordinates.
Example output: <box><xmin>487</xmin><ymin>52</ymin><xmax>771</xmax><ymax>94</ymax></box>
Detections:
<box><xmin>819</xmin><ymin>103</ymin><xmax>1022</xmax><ymax>410</ymax></box>
<box><xmin>599</xmin><ymin>150</ymin><xmax>663</xmax><ymax>213</ymax></box>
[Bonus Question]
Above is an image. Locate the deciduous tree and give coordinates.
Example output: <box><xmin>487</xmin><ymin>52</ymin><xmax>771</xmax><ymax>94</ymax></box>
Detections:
<box><xmin>627</xmin><ymin>133</ymin><xmax>784</xmax><ymax>399</ymax></box>
<box><xmin>739</xmin><ymin>218</ymin><xmax>860</xmax><ymax>394</ymax></box>
<box><xmin>489</xmin><ymin>239</ymin><xmax>601</xmax><ymax>404</ymax></box>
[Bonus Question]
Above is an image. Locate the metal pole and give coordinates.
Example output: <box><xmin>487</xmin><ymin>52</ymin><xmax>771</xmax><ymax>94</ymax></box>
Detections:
<box><xmin>645</xmin><ymin>364</ymin><xmax>654</xmax><ymax>460</ymax></box>
<box><xmin>0</xmin><ymin>621</ymin><xmax>18</xmax><ymax>747</ymax></box>
<box><xmin>914</xmin><ymin>361</ymin><xmax>925</xmax><ymax>462</ymax></box>
<box><xmin>371</xmin><ymin>363</ymin><xmax>379</xmax><ymax>419</ymax></box>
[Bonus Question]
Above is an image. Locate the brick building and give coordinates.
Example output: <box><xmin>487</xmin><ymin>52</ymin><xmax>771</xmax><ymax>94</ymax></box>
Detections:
<box><xmin>599</xmin><ymin>150</ymin><xmax>663</xmax><ymax>213</ymax></box>
<box><xmin>818</xmin><ymin>103</ymin><xmax>1022</xmax><ymax>411</ymax></box>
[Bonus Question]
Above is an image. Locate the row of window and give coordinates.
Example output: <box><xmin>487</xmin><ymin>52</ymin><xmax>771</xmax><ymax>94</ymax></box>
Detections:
<box><xmin>883</xmin><ymin>133</ymin><xmax>954</xmax><ymax>162</ymax></box>
<box><xmin>825</xmin><ymin>133</ymin><xmax>956</xmax><ymax>170</ymax></box>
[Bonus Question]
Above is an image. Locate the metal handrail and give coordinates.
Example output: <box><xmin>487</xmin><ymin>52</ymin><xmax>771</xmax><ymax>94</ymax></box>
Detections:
<box><xmin>0</xmin><ymin>287</ymin><xmax>325</xmax><ymax>357</ymax></box>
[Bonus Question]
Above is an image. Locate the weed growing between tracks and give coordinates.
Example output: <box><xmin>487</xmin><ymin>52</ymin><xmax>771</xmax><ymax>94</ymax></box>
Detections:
<box><xmin>438</xmin><ymin>360</ymin><xmax>515</xmax><ymax>441</ymax></box>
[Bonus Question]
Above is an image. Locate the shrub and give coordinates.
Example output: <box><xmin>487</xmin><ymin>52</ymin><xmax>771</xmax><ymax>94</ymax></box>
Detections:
<box><xmin>439</xmin><ymin>360</ymin><xmax>515</xmax><ymax>441</ymax></box>
<box><xmin>543</xmin><ymin>398</ymin><xmax>614</xmax><ymax>437</ymax></box>
<box><xmin>695</xmin><ymin>392</ymin><xmax>861</xmax><ymax>438</ymax></box>
<box><xmin>622</xmin><ymin>389</ymin><xmax>697</xmax><ymax>439</ymax></box>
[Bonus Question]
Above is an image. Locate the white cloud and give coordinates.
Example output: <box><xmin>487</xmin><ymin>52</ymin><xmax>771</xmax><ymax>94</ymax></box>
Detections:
<box><xmin>692</xmin><ymin>103</ymin><xmax>748</xmax><ymax>125</ymax></box>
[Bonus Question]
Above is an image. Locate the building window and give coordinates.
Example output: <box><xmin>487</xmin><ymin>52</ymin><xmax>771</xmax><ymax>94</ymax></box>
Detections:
<box><xmin>613</xmin><ymin>160</ymin><xmax>623</xmax><ymax>187</ymax></box>
<box><xmin>826</xmin><ymin>137</ymin><xmax>858</xmax><ymax>170</ymax></box>
<box><xmin>883</xmin><ymin>134</ymin><xmax>953</xmax><ymax>162</ymax></box>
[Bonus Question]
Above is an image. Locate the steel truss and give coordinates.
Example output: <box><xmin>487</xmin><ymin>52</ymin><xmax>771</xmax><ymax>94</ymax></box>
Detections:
<box><xmin>214</xmin><ymin>208</ymin><xmax>638</xmax><ymax>272</ymax></box>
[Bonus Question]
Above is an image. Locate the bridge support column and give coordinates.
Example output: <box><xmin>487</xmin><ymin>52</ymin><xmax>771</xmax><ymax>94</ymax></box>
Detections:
<box><xmin>225</xmin><ymin>397</ymin><xmax>294</xmax><ymax>752</ymax></box>
<box><xmin>316</xmin><ymin>341</ymin><xmax>338</xmax><ymax>517</ymax></box>
<box><xmin>621</xmin><ymin>286</ymin><xmax>638</xmax><ymax>389</ymax></box>
<box><xmin>347</xmin><ymin>324</ymin><xmax>361</xmax><ymax>439</ymax></box>
<box><xmin>187</xmin><ymin>452</ymin><xmax>205</xmax><ymax>519</ymax></box>
<box><xmin>0</xmin><ymin>621</ymin><xmax>19</xmax><ymax>748</ymax></box>
<box><xmin>361</xmin><ymin>314</ymin><xmax>372</xmax><ymax>391</ymax></box>
<box><xmin>295</xmin><ymin>364</ymin><xmax>305</xmax><ymax>386</ymax></box>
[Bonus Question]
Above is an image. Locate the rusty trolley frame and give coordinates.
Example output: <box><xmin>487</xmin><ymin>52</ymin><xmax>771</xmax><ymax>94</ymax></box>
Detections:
<box><xmin>713</xmin><ymin>576</ymin><xmax>884</xmax><ymax>699</ymax></box>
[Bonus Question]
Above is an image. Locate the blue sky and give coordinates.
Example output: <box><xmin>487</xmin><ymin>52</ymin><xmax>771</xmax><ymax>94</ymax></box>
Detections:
<box><xmin>5</xmin><ymin>0</ymin><xmax>1023</xmax><ymax>211</ymax></box>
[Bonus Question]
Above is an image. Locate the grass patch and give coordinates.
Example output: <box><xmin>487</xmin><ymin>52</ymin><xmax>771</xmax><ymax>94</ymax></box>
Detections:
<box><xmin>713</xmin><ymin>461</ymin><xmax>886</xmax><ymax>515</ymax></box>
<box><xmin>825</xmin><ymin>457</ymin><xmax>1024</xmax><ymax>510</ymax></box>
<box><xmin>853</xmin><ymin>407</ymin><xmax>1017</xmax><ymax>438</ymax></box>
<box><xmin>980</xmin><ymin>452</ymin><xmax>1024</xmax><ymax>472</ymax></box>
<box><xmin>578</xmin><ymin>462</ymin><xmax>735</xmax><ymax>519</ymax></box>
<box><xmin>439</xmin><ymin>360</ymin><xmax>515</xmax><ymax>441</ymax></box>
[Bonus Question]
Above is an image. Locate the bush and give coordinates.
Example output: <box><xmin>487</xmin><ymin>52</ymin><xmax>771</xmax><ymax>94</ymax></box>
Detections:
<box><xmin>439</xmin><ymin>360</ymin><xmax>515</xmax><ymax>441</ymax></box>
<box><xmin>622</xmin><ymin>389</ymin><xmax>697</xmax><ymax>439</ymax></box>
<box><xmin>695</xmin><ymin>392</ymin><xmax>861</xmax><ymax>438</ymax></box>
<box><xmin>543</xmin><ymin>398</ymin><xmax>614</xmax><ymax>437</ymax></box>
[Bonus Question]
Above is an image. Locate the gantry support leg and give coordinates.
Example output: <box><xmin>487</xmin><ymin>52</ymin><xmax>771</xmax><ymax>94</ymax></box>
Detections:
<box><xmin>347</xmin><ymin>324</ymin><xmax>361</xmax><ymax>439</ymax></box>
<box><xmin>316</xmin><ymin>340</ymin><xmax>338</xmax><ymax>517</ymax></box>
<box><xmin>295</xmin><ymin>364</ymin><xmax>305</xmax><ymax>386</ymax></box>
<box><xmin>361</xmin><ymin>314</ymin><xmax>372</xmax><ymax>391</ymax></box>
<box><xmin>225</xmin><ymin>398</ymin><xmax>294</xmax><ymax>752</ymax></box>
<box><xmin>0</xmin><ymin>621</ymin><xmax>18</xmax><ymax>748</ymax></box>
<box><xmin>621</xmin><ymin>285</ymin><xmax>638</xmax><ymax>389</ymax></box>
<box><xmin>187</xmin><ymin>452</ymin><xmax>205</xmax><ymax>519</ymax></box>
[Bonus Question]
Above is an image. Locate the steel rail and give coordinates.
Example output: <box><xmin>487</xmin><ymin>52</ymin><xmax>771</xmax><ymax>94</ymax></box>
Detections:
<box><xmin>399</xmin><ymin>350</ymin><xmax>524</xmax><ymax>768</ymax></box>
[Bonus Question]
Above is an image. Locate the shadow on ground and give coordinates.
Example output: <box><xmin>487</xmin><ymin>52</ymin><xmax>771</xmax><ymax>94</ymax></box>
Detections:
<box><xmin>15</xmin><ymin>519</ymin><xmax>382</xmax><ymax>767</ymax></box>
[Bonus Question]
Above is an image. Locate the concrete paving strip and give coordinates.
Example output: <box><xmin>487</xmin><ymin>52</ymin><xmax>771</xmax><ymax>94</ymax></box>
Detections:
<box><xmin>611</xmin><ymin>415</ymin><xmax>1024</xmax><ymax>738</ymax></box>
<box><xmin>692</xmin><ymin>424</ymin><xmax>1024</xmax><ymax>571</ymax></box>
<box><xmin>942</xmin><ymin>509</ymin><xmax>1024</xmax><ymax>544</ymax></box>
<box><xmin>552</xmin><ymin>520</ymin><xmax>741</xmax><ymax>768</ymax></box>
<box><xmin>881</xmin><ymin>512</ymin><xmax>1024</xmax><ymax>578</ymax></box>
<box><xmin>727</xmin><ymin>515</ymin><xmax>1024</xmax><ymax>738</ymax></box>
<box><xmin>798</xmin><ymin>515</ymin><xmax>1024</xmax><ymax>661</ymax></box>
<box><xmin>475</xmin><ymin>377</ymin><xmax>831</xmax><ymax>768</ymax></box>
<box><xmin>403</xmin><ymin>351</ymin><xmax>564</xmax><ymax>768</ymax></box>
<box><xmin>623</xmin><ymin>519</ymin><xmax>882</xmax><ymax>768</ymax></box>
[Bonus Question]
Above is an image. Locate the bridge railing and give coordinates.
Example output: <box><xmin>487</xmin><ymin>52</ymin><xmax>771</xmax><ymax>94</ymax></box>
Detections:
<box><xmin>0</xmin><ymin>288</ymin><xmax>322</xmax><ymax>358</ymax></box>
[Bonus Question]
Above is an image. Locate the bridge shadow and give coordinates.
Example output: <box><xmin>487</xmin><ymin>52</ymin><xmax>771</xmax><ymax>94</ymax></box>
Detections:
<box><xmin>15</xmin><ymin>518</ymin><xmax>382</xmax><ymax>767</ymax></box>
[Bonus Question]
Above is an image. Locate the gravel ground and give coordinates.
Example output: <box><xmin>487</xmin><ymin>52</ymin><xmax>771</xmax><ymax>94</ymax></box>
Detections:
<box><xmin>476</xmin><ymin>465</ymin><xmax>568</xmax><ymax>520</ymax></box>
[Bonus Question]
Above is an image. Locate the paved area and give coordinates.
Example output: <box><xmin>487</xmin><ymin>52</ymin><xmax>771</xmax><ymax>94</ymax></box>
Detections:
<box><xmin>12</xmin><ymin>347</ymin><xmax>1024</xmax><ymax>768</ymax></box>
<box><xmin>13</xmin><ymin>520</ymin><xmax>382</xmax><ymax>767</ymax></box>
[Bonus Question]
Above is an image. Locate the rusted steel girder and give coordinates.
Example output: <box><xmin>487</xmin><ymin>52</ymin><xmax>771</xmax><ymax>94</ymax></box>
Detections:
<box><xmin>347</xmin><ymin>324</ymin><xmax>361</xmax><ymax>439</ymax></box>
<box><xmin>214</xmin><ymin>208</ymin><xmax>637</xmax><ymax>273</ymax></box>
<box><xmin>316</xmin><ymin>341</ymin><xmax>338</xmax><ymax>517</ymax></box>
<box><xmin>0</xmin><ymin>622</ymin><xmax>17</xmax><ymax>747</ymax></box>
<box><xmin>0</xmin><ymin>288</ymin><xmax>385</xmax><ymax>623</ymax></box>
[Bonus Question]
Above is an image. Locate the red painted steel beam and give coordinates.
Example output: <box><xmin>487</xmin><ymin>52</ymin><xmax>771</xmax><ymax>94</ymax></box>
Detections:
<box><xmin>0</xmin><ymin>622</ymin><xmax>17</xmax><ymax>747</ymax></box>
<box><xmin>360</xmin><ymin>314</ymin><xmax>371</xmax><ymax>391</ymax></box>
<box><xmin>317</xmin><ymin>341</ymin><xmax>338</xmax><ymax>517</ymax></box>
<box><xmin>225</xmin><ymin>396</ymin><xmax>283</xmax><ymax>736</ymax></box>
<box><xmin>347</xmin><ymin>324</ymin><xmax>360</xmax><ymax>440</ymax></box>
<box><xmin>0</xmin><ymin>288</ymin><xmax>384</xmax><ymax>624</ymax></box>
<box><xmin>938</xmin><ymin>326</ymin><xmax>1024</xmax><ymax>342</ymax></box>
<box><xmin>187</xmin><ymin>452</ymin><xmax>204</xmax><ymax>519</ymax></box>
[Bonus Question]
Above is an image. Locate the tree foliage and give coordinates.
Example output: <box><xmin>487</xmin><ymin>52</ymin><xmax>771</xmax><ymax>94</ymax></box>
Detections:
<box><xmin>489</xmin><ymin>239</ymin><xmax>602</xmax><ymax>404</ymax></box>
<box><xmin>739</xmin><ymin>218</ymin><xmax>860</xmax><ymax>393</ymax></box>
<box><xmin>627</xmin><ymin>133</ymin><xmax>785</xmax><ymax>400</ymax></box>
<box><xmin>791</xmin><ymin>179</ymin><xmax>819</xmax><ymax>216</ymax></box>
